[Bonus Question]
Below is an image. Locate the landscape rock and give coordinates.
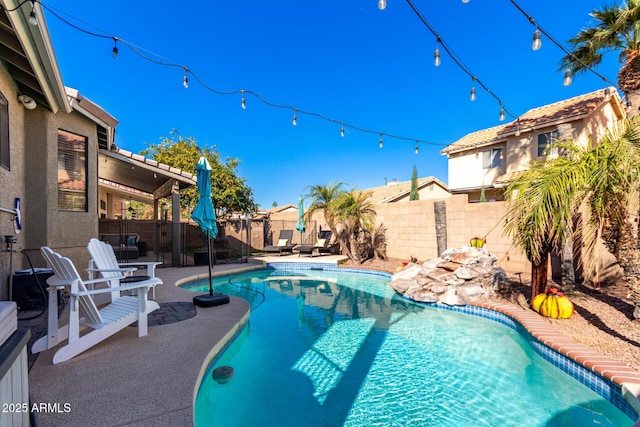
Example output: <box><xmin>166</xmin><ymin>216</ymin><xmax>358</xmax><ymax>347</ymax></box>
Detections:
<box><xmin>389</xmin><ymin>246</ymin><xmax>510</xmax><ymax>305</ymax></box>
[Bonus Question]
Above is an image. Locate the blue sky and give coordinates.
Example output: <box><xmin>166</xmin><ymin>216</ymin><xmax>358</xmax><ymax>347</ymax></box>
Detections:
<box><xmin>41</xmin><ymin>0</ymin><xmax>621</xmax><ymax>209</ymax></box>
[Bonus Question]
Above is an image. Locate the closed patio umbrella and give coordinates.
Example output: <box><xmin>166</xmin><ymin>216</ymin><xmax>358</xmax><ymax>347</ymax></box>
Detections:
<box><xmin>296</xmin><ymin>195</ymin><xmax>306</xmax><ymax>245</ymax></box>
<box><xmin>191</xmin><ymin>156</ymin><xmax>228</xmax><ymax>307</ymax></box>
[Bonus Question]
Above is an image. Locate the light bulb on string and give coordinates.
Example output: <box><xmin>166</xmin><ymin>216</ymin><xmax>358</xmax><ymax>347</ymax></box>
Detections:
<box><xmin>28</xmin><ymin>1</ymin><xmax>37</xmax><ymax>26</ymax></box>
<box><xmin>340</xmin><ymin>123</ymin><xmax>345</xmax><ymax>137</ymax></box>
<box><xmin>240</xmin><ymin>90</ymin><xmax>246</xmax><ymax>109</ymax></box>
<box><xmin>470</xmin><ymin>78</ymin><xmax>477</xmax><ymax>102</ymax></box>
<box><xmin>379</xmin><ymin>134</ymin><xmax>383</xmax><ymax>149</ymax></box>
<box><xmin>414</xmin><ymin>142</ymin><xmax>419</xmax><ymax>155</ymax></box>
<box><xmin>112</xmin><ymin>38</ymin><xmax>119</xmax><ymax>59</ymax></box>
<box><xmin>434</xmin><ymin>39</ymin><xmax>441</xmax><ymax>67</ymax></box>
<box><xmin>378</xmin><ymin>0</ymin><xmax>386</xmax><ymax>10</ymax></box>
<box><xmin>462</xmin><ymin>0</ymin><xmax>470</xmax><ymax>3</ymax></box>
<box><xmin>532</xmin><ymin>28</ymin><xmax>542</xmax><ymax>51</ymax></box>
<box><xmin>499</xmin><ymin>106</ymin><xmax>505</xmax><ymax>121</ymax></box>
<box><xmin>515</xmin><ymin>119</ymin><xmax>521</xmax><ymax>137</ymax></box>
<box><xmin>563</xmin><ymin>69</ymin><xmax>573</xmax><ymax>86</ymax></box>
<box><xmin>183</xmin><ymin>69</ymin><xmax>189</xmax><ymax>89</ymax></box>
<box><xmin>292</xmin><ymin>109</ymin><xmax>297</xmax><ymax>126</ymax></box>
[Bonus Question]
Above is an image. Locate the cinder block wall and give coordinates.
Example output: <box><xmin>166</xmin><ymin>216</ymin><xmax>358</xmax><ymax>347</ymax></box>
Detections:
<box><xmin>374</xmin><ymin>195</ymin><xmax>530</xmax><ymax>274</ymax></box>
<box><xmin>268</xmin><ymin>195</ymin><xmax>531</xmax><ymax>274</ymax></box>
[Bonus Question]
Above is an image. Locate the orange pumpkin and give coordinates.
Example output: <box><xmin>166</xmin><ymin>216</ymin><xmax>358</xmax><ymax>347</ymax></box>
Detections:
<box><xmin>532</xmin><ymin>288</ymin><xmax>573</xmax><ymax>319</ymax></box>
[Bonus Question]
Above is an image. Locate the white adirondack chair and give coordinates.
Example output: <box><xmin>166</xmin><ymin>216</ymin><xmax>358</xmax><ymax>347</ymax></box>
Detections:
<box><xmin>32</xmin><ymin>247</ymin><xmax>160</xmax><ymax>364</ymax></box>
<box><xmin>87</xmin><ymin>238</ymin><xmax>162</xmax><ymax>300</ymax></box>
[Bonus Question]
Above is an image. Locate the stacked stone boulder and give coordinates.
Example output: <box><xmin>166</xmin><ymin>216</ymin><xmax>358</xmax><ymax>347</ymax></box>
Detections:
<box><xmin>390</xmin><ymin>246</ymin><xmax>511</xmax><ymax>305</ymax></box>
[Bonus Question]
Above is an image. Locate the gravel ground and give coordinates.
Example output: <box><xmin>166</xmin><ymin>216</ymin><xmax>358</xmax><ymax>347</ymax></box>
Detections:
<box><xmin>343</xmin><ymin>257</ymin><xmax>640</xmax><ymax>373</ymax></box>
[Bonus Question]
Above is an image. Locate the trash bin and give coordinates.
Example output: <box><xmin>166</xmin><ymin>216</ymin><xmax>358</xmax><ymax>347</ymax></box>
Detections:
<box><xmin>12</xmin><ymin>268</ymin><xmax>54</xmax><ymax>310</ymax></box>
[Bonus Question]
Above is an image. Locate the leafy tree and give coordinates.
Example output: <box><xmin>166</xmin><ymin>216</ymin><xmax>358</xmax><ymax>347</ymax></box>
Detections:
<box><xmin>304</xmin><ymin>181</ymin><xmax>347</xmax><ymax>235</ymax></box>
<box><xmin>560</xmin><ymin>1</ymin><xmax>640</xmax><ymax>114</ymax></box>
<box><xmin>504</xmin><ymin>118</ymin><xmax>640</xmax><ymax>318</ymax></box>
<box><xmin>304</xmin><ymin>182</ymin><xmax>383</xmax><ymax>263</ymax></box>
<box><xmin>504</xmin><ymin>141</ymin><xmax>586</xmax><ymax>299</ymax></box>
<box><xmin>141</xmin><ymin>130</ymin><xmax>257</xmax><ymax>217</ymax></box>
<box><xmin>409</xmin><ymin>165</ymin><xmax>419</xmax><ymax>201</ymax></box>
<box><xmin>331</xmin><ymin>189</ymin><xmax>378</xmax><ymax>264</ymax></box>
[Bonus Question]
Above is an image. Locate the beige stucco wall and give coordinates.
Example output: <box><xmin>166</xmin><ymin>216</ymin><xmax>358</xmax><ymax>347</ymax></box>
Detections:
<box><xmin>0</xmin><ymin>70</ymin><xmax>100</xmax><ymax>299</ymax></box>
<box><xmin>446</xmin><ymin>144</ymin><xmax>506</xmax><ymax>191</ymax></box>
<box><xmin>0</xmin><ymin>65</ymin><xmax>28</xmax><ymax>299</ymax></box>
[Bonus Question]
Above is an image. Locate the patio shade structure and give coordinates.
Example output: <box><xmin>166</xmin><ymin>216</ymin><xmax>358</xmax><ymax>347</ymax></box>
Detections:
<box><xmin>296</xmin><ymin>195</ymin><xmax>306</xmax><ymax>245</ymax></box>
<box><xmin>191</xmin><ymin>156</ymin><xmax>228</xmax><ymax>308</ymax></box>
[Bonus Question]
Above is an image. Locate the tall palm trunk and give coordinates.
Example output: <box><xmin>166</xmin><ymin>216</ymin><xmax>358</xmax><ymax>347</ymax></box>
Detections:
<box><xmin>530</xmin><ymin>252</ymin><xmax>549</xmax><ymax>300</ymax></box>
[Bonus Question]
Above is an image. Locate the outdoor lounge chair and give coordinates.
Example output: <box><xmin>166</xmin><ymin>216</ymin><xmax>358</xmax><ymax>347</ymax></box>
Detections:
<box><xmin>33</xmin><ymin>247</ymin><xmax>160</xmax><ymax>364</ymax></box>
<box><xmin>297</xmin><ymin>230</ymin><xmax>333</xmax><ymax>257</ymax></box>
<box><xmin>87</xmin><ymin>238</ymin><xmax>162</xmax><ymax>299</ymax></box>
<box><xmin>262</xmin><ymin>230</ymin><xmax>296</xmax><ymax>256</ymax></box>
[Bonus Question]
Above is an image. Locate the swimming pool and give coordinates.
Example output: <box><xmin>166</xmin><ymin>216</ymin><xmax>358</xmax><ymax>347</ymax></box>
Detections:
<box><xmin>183</xmin><ymin>266</ymin><xmax>636</xmax><ymax>426</ymax></box>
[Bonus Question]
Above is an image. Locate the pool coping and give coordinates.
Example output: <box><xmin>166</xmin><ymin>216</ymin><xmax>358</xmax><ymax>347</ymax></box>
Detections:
<box><xmin>472</xmin><ymin>300</ymin><xmax>640</xmax><ymax>421</ymax></box>
<box><xmin>189</xmin><ymin>260</ymin><xmax>640</xmax><ymax>423</ymax></box>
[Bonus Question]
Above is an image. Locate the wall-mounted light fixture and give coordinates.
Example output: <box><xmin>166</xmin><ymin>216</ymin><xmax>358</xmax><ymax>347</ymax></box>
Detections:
<box><xmin>18</xmin><ymin>95</ymin><xmax>36</xmax><ymax>110</ymax></box>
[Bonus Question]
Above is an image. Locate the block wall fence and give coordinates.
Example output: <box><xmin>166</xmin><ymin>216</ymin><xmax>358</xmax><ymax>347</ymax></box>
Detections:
<box><xmin>269</xmin><ymin>195</ymin><xmax>532</xmax><ymax>275</ymax></box>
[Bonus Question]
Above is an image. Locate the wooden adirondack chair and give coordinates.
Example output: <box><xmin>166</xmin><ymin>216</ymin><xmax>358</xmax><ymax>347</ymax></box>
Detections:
<box><xmin>87</xmin><ymin>238</ymin><xmax>162</xmax><ymax>300</ymax></box>
<box><xmin>32</xmin><ymin>247</ymin><xmax>160</xmax><ymax>364</ymax></box>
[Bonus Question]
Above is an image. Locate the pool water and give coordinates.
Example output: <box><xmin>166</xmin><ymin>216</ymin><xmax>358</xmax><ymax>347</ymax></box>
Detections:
<box><xmin>184</xmin><ymin>268</ymin><xmax>635</xmax><ymax>427</ymax></box>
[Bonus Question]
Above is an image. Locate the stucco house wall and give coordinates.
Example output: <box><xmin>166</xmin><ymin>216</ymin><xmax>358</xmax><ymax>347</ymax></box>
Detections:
<box><xmin>443</xmin><ymin>88</ymin><xmax>625</xmax><ymax>199</ymax></box>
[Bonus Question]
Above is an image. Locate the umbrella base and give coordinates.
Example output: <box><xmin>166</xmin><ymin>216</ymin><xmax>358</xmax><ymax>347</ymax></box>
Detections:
<box><xmin>193</xmin><ymin>293</ymin><xmax>230</xmax><ymax>308</ymax></box>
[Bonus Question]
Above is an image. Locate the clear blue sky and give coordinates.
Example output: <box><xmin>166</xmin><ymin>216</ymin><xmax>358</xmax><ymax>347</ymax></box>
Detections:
<box><xmin>41</xmin><ymin>0</ymin><xmax>621</xmax><ymax>209</ymax></box>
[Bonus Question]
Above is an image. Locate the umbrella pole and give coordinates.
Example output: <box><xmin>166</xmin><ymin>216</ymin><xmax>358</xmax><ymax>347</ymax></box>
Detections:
<box><xmin>207</xmin><ymin>235</ymin><xmax>213</xmax><ymax>296</ymax></box>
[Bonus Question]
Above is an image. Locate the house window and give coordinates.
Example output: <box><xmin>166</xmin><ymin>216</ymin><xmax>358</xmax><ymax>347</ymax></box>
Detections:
<box><xmin>537</xmin><ymin>130</ymin><xmax>559</xmax><ymax>157</ymax></box>
<box><xmin>58</xmin><ymin>129</ymin><xmax>88</xmax><ymax>211</ymax></box>
<box><xmin>482</xmin><ymin>148</ymin><xmax>502</xmax><ymax>169</ymax></box>
<box><xmin>0</xmin><ymin>92</ymin><xmax>9</xmax><ymax>170</ymax></box>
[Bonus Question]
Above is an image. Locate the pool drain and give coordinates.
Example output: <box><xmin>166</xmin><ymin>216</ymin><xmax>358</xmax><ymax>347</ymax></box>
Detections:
<box><xmin>212</xmin><ymin>366</ymin><xmax>234</xmax><ymax>384</ymax></box>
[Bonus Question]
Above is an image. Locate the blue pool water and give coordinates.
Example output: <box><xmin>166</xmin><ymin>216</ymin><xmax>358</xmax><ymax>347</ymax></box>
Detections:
<box><xmin>184</xmin><ymin>268</ymin><xmax>635</xmax><ymax>427</ymax></box>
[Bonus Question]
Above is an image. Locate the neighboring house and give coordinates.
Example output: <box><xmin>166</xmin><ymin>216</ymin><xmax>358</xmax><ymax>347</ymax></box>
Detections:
<box><xmin>363</xmin><ymin>176</ymin><xmax>449</xmax><ymax>204</ymax></box>
<box><xmin>0</xmin><ymin>3</ymin><xmax>195</xmax><ymax>299</ymax></box>
<box><xmin>440</xmin><ymin>87</ymin><xmax>626</xmax><ymax>202</ymax></box>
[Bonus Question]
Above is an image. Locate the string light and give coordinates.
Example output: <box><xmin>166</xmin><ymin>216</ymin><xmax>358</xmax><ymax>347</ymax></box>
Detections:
<box><xmin>499</xmin><ymin>105</ymin><xmax>505</xmax><ymax>121</ymax></box>
<box><xmin>462</xmin><ymin>0</ymin><xmax>470</xmax><ymax>3</ymax></box>
<box><xmin>563</xmin><ymin>68</ymin><xmax>572</xmax><ymax>86</ymax></box>
<box><xmin>240</xmin><ymin>90</ymin><xmax>246</xmax><ymax>109</ymax></box>
<box><xmin>404</xmin><ymin>0</ymin><xmax>516</xmax><ymax>121</ymax></box>
<box><xmin>414</xmin><ymin>142</ymin><xmax>419</xmax><ymax>155</ymax></box>
<box><xmin>532</xmin><ymin>28</ymin><xmax>542</xmax><ymax>51</ymax></box>
<box><xmin>508</xmin><ymin>0</ymin><xmax>616</xmax><ymax>87</ymax></box>
<box><xmin>112</xmin><ymin>38</ymin><xmax>118</xmax><ymax>59</ymax></box>
<box><xmin>340</xmin><ymin>123</ymin><xmax>345</xmax><ymax>137</ymax></box>
<box><xmin>470</xmin><ymin>77</ymin><xmax>477</xmax><ymax>102</ymax></box>
<box><xmin>378</xmin><ymin>0</ymin><xmax>387</xmax><ymax>10</ymax></box>
<box><xmin>379</xmin><ymin>134</ymin><xmax>383</xmax><ymax>149</ymax></box>
<box><xmin>31</xmin><ymin>0</ymin><xmax>444</xmax><ymax>152</ymax></box>
<box><xmin>292</xmin><ymin>108</ymin><xmax>297</xmax><ymax>126</ymax></box>
<box><xmin>28</xmin><ymin>1</ymin><xmax>37</xmax><ymax>26</ymax></box>
<box><xmin>433</xmin><ymin>38</ymin><xmax>441</xmax><ymax>67</ymax></box>
<box><xmin>515</xmin><ymin>119</ymin><xmax>521</xmax><ymax>136</ymax></box>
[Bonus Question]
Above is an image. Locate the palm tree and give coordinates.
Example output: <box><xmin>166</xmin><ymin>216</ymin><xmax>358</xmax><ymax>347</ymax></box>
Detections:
<box><xmin>304</xmin><ymin>181</ymin><xmax>347</xmax><ymax>240</ymax></box>
<box><xmin>503</xmin><ymin>142</ymin><xmax>587</xmax><ymax>299</ymax></box>
<box><xmin>332</xmin><ymin>190</ymin><xmax>377</xmax><ymax>263</ymax></box>
<box><xmin>580</xmin><ymin>118</ymin><xmax>640</xmax><ymax>318</ymax></box>
<box><xmin>560</xmin><ymin>1</ymin><xmax>640</xmax><ymax>114</ymax></box>
<box><xmin>504</xmin><ymin>118</ymin><xmax>640</xmax><ymax>318</ymax></box>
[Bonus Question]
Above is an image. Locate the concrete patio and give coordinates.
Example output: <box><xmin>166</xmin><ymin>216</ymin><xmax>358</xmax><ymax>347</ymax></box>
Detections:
<box><xmin>23</xmin><ymin>255</ymin><xmax>347</xmax><ymax>426</ymax></box>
